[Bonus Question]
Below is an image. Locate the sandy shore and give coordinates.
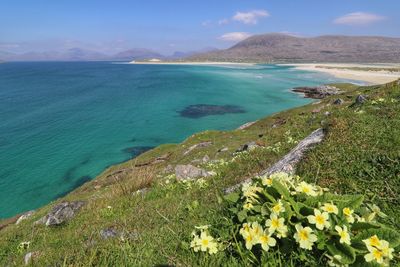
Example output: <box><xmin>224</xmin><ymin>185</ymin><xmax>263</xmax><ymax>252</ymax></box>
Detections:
<box><xmin>284</xmin><ymin>63</ymin><xmax>400</xmax><ymax>85</ymax></box>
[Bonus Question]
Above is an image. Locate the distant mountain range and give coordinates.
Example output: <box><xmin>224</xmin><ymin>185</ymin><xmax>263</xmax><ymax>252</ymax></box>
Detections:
<box><xmin>190</xmin><ymin>33</ymin><xmax>400</xmax><ymax>63</ymax></box>
<box><xmin>0</xmin><ymin>47</ymin><xmax>218</xmax><ymax>62</ymax></box>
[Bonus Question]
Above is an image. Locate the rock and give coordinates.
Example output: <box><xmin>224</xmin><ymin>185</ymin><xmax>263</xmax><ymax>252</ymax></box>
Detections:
<box><xmin>236</xmin><ymin>141</ymin><xmax>259</xmax><ymax>153</ymax></box>
<box><xmin>100</xmin><ymin>228</ymin><xmax>119</xmax><ymax>239</ymax></box>
<box><xmin>218</xmin><ymin>147</ymin><xmax>228</xmax><ymax>153</ymax></box>
<box><xmin>16</xmin><ymin>210</ymin><xmax>35</xmax><ymax>225</ymax></box>
<box><xmin>333</xmin><ymin>98</ymin><xmax>344</xmax><ymax>105</ymax></box>
<box><xmin>324</xmin><ymin>111</ymin><xmax>331</xmax><ymax>116</ymax></box>
<box><xmin>183</xmin><ymin>141</ymin><xmax>212</xmax><ymax>155</ymax></box>
<box><xmin>163</xmin><ymin>164</ymin><xmax>174</xmax><ymax>174</ymax></box>
<box><xmin>355</xmin><ymin>94</ymin><xmax>367</xmax><ymax>104</ymax></box>
<box><xmin>225</xmin><ymin>128</ymin><xmax>325</xmax><ymax>194</ymax></box>
<box><xmin>292</xmin><ymin>85</ymin><xmax>341</xmax><ymax>99</ymax></box>
<box><xmin>271</xmin><ymin>118</ymin><xmax>286</xmax><ymax>128</ymax></box>
<box><xmin>202</xmin><ymin>155</ymin><xmax>210</xmax><ymax>163</ymax></box>
<box><xmin>312</xmin><ymin>108</ymin><xmax>322</xmax><ymax>114</ymax></box>
<box><xmin>24</xmin><ymin>251</ymin><xmax>39</xmax><ymax>265</ymax></box>
<box><xmin>35</xmin><ymin>201</ymin><xmax>86</xmax><ymax>226</ymax></box>
<box><xmin>133</xmin><ymin>188</ymin><xmax>149</xmax><ymax>196</ymax></box>
<box><xmin>237</xmin><ymin>121</ymin><xmax>257</xmax><ymax>130</ymax></box>
<box><xmin>175</xmin><ymin>164</ymin><xmax>212</xmax><ymax>180</ymax></box>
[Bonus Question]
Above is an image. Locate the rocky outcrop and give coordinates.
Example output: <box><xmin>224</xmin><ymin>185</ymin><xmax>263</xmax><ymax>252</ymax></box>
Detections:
<box><xmin>16</xmin><ymin>210</ymin><xmax>35</xmax><ymax>225</ymax></box>
<box><xmin>292</xmin><ymin>85</ymin><xmax>341</xmax><ymax>99</ymax></box>
<box><xmin>333</xmin><ymin>98</ymin><xmax>344</xmax><ymax>105</ymax></box>
<box><xmin>355</xmin><ymin>94</ymin><xmax>367</xmax><ymax>104</ymax></box>
<box><xmin>175</xmin><ymin>165</ymin><xmax>213</xmax><ymax>180</ymax></box>
<box><xmin>237</xmin><ymin>121</ymin><xmax>257</xmax><ymax>130</ymax></box>
<box><xmin>235</xmin><ymin>141</ymin><xmax>260</xmax><ymax>153</ymax></box>
<box><xmin>225</xmin><ymin>128</ymin><xmax>325</xmax><ymax>193</ymax></box>
<box><xmin>35</xmin><ymin>201</ymin><xmax>85</xmax><ymax>226</ymax></box>
<box><xmin>183</xmin><ymin>141</ymin><xmax>212</xmax><ymax>156</ymax></box>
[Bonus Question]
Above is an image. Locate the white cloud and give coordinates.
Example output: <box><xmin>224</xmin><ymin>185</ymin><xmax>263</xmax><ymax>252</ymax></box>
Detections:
<box><xmin>334</xmin><ymin>12</ymin><xmax>386</xmax><ymax>26</ymax></box>
<box><xmin>219</xmin><ymin>32</ymin><xmax>252</xmax><ymax>42</ymax></box>
<box><xmin>218</xmin><ymin>18</ymin><xmax>229</xmax><ymax>25</ymax></box>
<box><xmin>233</xmin><ymin>10</ymin><xmax>269</xmax><ymax>25</ymax></box>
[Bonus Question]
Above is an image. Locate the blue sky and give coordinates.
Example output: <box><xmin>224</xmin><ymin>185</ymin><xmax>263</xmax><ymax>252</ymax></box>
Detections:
<box><xmin>1</xmin><ymin>0</ymin><xmax>399</xmax><ymax>55</ymax></box>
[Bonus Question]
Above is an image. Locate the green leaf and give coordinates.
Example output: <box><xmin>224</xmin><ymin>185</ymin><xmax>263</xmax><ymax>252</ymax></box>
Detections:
<box><xmin>326</xmin><ymin>241</ymin><xmax>356</xmax><ymax>264</ymax></box>
<box><xmin>352</xmin><ymin>255</ymin><xmax>381</xmax><ymax>267</ymax></box>
<box><xmin>225</xmin><ymin>192</ymin><xmax>240</xmax><ymax>203</ymax></box>
<box><xmin>351</xmin><ymin>222</ymin><xmax>381</xmax><ymax>231</ymax></box>
<box><xmin>237</xmin><ymin>210</ymin><xmax>247</xmax><ymax>223</ymax></box>
<box><xmin>354</xmin><ymin>227</ymin><xmax>400</xmax><ymax>248</ymax></box>
<box><xmin>272</xmin><ymin>180</ymin><xmax>299</xmax><ymax>214</ymax></box>
<box><xmin>340</xmin><ymin>195</ymin><xmax>364</xmax><ymax>210</ymax></box>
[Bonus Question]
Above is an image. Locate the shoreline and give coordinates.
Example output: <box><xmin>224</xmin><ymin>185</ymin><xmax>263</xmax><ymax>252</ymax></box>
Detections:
<box><xmin>282</xmin><ymin>63</ymin><xmax>400</xmax><ymax>85</ymax></box>
<box><xmin>128</xmin><ymin>61</ymin><xmax>256</xmax><ymax>66</ymax></box>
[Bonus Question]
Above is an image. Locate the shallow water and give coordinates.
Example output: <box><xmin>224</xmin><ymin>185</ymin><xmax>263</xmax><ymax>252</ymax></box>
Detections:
<box><xmin>0</xmin><ymin>62</ymin><xmax>350</xmax><ymax>218</ymax></box>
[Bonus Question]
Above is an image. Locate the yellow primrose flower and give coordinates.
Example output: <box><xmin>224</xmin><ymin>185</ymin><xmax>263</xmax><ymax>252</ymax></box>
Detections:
<box><xmin>380</xmin><ymin>240</ymin><xmax>394</xmax><ymax>259</ymax></box>
<box><xmin>258</xmin><ymin>230</ymin><xmax>277</xmax><ymax>251</ymax></box>
<box><xmin>250</xmin><ymin>221</ymin><xmax>263</xmax><ymax>238</ymax></box>
<box><xmin>272</xmin><ymin>200</ymin><xmax>286</xmax><ymax>214</ymax></box>
<box><xmin>363</xmin><ymin>235</ymin><xmax>382</xmax><ymax>249</ymax></box>
<box><xmin>239</xmin><ymin>223</ymin><xmax>251</xmax><ymax>236</ymax></box>
<box><xmin>294</xmin><ymin>224</ymin><xmax>318</xmax><ymax>250</ymax></box>
<box><xmin>322</xmin><ymin>202</ymin><xmax>338</xmax><ymax>214</ymax></box>
<box><xmin>190</xmin><ymin>235</ymin><xmax>201</xmax><ymax>252</ymax></box>
<box><xmin>343</xmin><ymin>207</ymin><xmax>355</xmax><ymax>223</ymax></box>
<box><xmin>242</xmin><ymin>184</ymin><xmax>262</xmax><ymax>201</ymax></box>
<box><xmin>241</xmin><ymin>222</ymin><xmax>263</xmax><ymax>250</ymax></box>
<box><xmin>295</xmin><ymin>181</ymin><xmax>318</xmax><ymax>196</ymax></box>
<box><xmin>334</xmin><ymin>225</ymin><xmax>351</xmax><ymax>245</ymax></box>
<box><xmin>262</xmin><ymin>176</ymin><xmax>273</xmax><ymax>187</ymax></box>
<box><xmin>265</xmin><ymin>213</ymin><xmax>286</xmax><ymax>235</ymax></box>
<box><xmin>364</xmin><ymin>246</ymin><xmax>385</xmax><ymax>265</ymax></box>
<box><xmin>243</xmin><ymin>202</ymin><xmax>254</xmax><ymax>210</ymax></box>
<box><xmin>307</xmin><ymin>209</ymin><xmax>331</xmax><ymax>230</ymax></box>
<box><xmin>244</xmin><ymin>232</ymin><xmax>256</xmax><ymax>250</ymax></box>
<box><xmin>198</xmin><ymin>231</ymin><xmax>218</xmax><ymax>254</ymax></box>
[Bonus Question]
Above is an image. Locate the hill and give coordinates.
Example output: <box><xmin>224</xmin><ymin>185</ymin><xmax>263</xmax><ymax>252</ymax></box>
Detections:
<box><xmin>190</xmin><ymin>33</ymin><xmax>400</xmax><ymax>63</ymax></box>
<box><xmin>0</xmin><ymin>79</ymin><xmax>399</xmax><ymax>266</ymax></box>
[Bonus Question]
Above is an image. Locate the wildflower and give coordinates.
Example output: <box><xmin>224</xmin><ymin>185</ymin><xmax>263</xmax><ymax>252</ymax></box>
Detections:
<box><xmin>239</xmin><ymin>223</ymin><xmax>251</xmax><ymax>236</ymax></box>
<box><xmin>191</xmin><ymin>231</ymin><xmax>218</xmax><ymax>254</ymax></box>
<box><xmin>294</xmin><ymin>224</ymin><xmax>318</xmax><ymax>250</ymax></box>
<box><xmin>335</xmin><ymin>225</ymin><xmax>351</xmax><ymax>245</ymax></box>
<box><xmin>307</xmin><ymin>209</ymin><xmax>331</xmax><ymax>230</ymax></box>
<box><xmin>271</xmin><ymin>200</ymin><xmax>286</xmax><ymax>214</ymax></box>
<box><xmin>364</xmin><ymin>246</ymin><xmax>385</xmax><ymax>265</ymax></box>
<box><xmin>241</xmin><ymin>222</ymin><xmax>263</xmax><ymax>250</ymax></box>
<box><xmin>17</xmin><ymin>241</ymin><xmax>30</xmax><ymax>252</ymax></box>
<box><xmin>363</xmin><ymin>235</ymin><xmax>381</xmax><ymax>249</ymax></box>
<box><xmin>258</xmin><ymin>230</ymin><xmax>277</xmax><ymax>251</ymax></box>
<box><xmin>243</xmin><ymin>202</ymin><xmax>254</xmax><ymax>210</ymax></box>
<box><xmin>242</xmin><ymin>183</ymin><xmax>262</xmax><ymax>201</ymax></box>
<box><xmin>265</xmin><ymin>213</ymin><xmax>287</xmax><ymax>237</ymax></box>
<box><xmin>326</xmin><ymin>255</ymin><xmax>345</xmax><ymax>267</ymax></box>
<box><xmin>343</xmin><ymin>207</ymin><xmax>355</xmax><ymax>224</ymax></box>
<box><xmin>321</xmin><ymin>202</ymin><xmax>338</xmax><ymax>215</ymax></box>
<box><xmin>380</xmin><ymin>240</ymin><xmax>394</xmax><ymax>260</ymax></box>
<box><xmin>295</xmin><ymin>181</ymin><xmax>318</xmax><ymax>196</ymax></box>
<box><xmin>261</xmin><ymin>176</ymin><xmax>273</xmax><ymax>187</ymax></box>
<box><xmin>194</xmin><ymin>225</ymin><xmax>210</xmax><ymax>230</ymax></box>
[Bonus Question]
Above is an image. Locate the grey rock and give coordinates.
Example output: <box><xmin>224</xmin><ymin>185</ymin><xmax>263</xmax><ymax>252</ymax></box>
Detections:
<box><xmin>237</xmin><ymin>121</ymin><xmax>257</xmax><ymax>130</ymax></box>
<box><xmin>175</xmin><ymin>164</ymin><xmax>212</xmax><ymax>180</ymax></box>
<box><xmin>202</xmin><ymin>155</ymin><xmax>210</xmax><ymax>163</ymax></box>
<box><xmin>225</xmin><ymin>128</ymin><xmax>325</xmax><ymax>194</ymax></box>
<box><xmin>236</xmin><ymin>141</ymin><xmax>259</xmax><ymax>152</ymax></box>
<box><xmin>183</xmin><ymin>141</ymin><xmax>212</xmax><ymax>155</ymax></box>
<box><xmin>333</xmin><ymin>98</ymin><xmax>344</xmax><ymax>105</ymax></box>
<box><xmin>100</xmin><ymin>228</ymin><xmax>119</xmax><ymax>239</ymax></box>
<box><xmin>292</xmin><ymin>85</ymin><xmax>341</xmax><ymax>99</ymax></box>
<box><xmin>355</xmin><ymin>94</ymin><xmax>367</xmax><ymax>104</ymax></box>
<box><xmin>35</xmin><ymin>201</ymin><xmax>85</xmax><ymax>226</ymax></box>
<box><xmin>218</xmin><ymin>147</ymin><xmax>229</xmax><ymax>152</ymax></box>
<box><xmin>133</xmin><ymin>188</ymin><xmax>149</xmax><ymax>196</ymax></box>
<box><xmin>324</xmin><ymin>111</ymin><xmax>331</xmax><ymax>116</ymax></box>
<box><xmin>16</xmin><ymin>210</ymin><xmax>35</xmax><ymax>225</ymax></box>
<box><xmin>163</xmin><ymin>164</ymin><xmax>174</xmax><ymax>174</ymax></box>
<box><xmin>24</xmin><ymin>251</ymin><xmax>39</xmax><ymax>265</ymax></box>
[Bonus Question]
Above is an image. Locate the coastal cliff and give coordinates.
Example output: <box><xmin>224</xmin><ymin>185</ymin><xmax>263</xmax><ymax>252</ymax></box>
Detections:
<box><xmin>1</xmin><ymin>80</ymin><xmax>399</xmax><ymax>266</ymax></box>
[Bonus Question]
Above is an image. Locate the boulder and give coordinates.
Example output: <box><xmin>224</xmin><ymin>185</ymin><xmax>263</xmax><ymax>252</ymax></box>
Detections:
<box><xmin>16</xmin><ymin>210</ymin><xmax>35</xmax><ymax>225</ymax></box>
<box><xmin>236</xmin><ymin>141</ymin><xmax>259</xmax><ymax>153</ymax></box>
<box><xmin>333</xmin><ymin>98</ymin><xmax>344</xmax><ymax>105</ymax></box>
<box><xmin>175</xmin><ymin>164</ymin><xmax>212</xmax><ymax>180</ymax></box>
<box><xmin>217</xmin><ymin>147</ymin><xmax>229</xmax><ymax>153</ymax></box>
<box><xmin>355</xmin><ymin>94</ymin><xmax>367</xmax><ymax>104</ymax></box>
<box><xmin>237</xmin><ymin>121</ymin><xmax>257</xmax><ymax>130</ymax></box>
<box><xmin>202</xmin><ymin>155</ymin><xmax>210</xmax><ymax>163</ymax></box>
<box><xmin>35</xmin><ymin>201</ymin><xmax>85</xmax><ymax>226</ymax></box>
<box><xmin>292</xmin><ymin>85</ymin><xmax>341</xmax><ymax>99</ymax></box>
<box><xmin>100</xmin><ymin>228</ymin><xmax>119</xmax><ymax>240</ymax></box>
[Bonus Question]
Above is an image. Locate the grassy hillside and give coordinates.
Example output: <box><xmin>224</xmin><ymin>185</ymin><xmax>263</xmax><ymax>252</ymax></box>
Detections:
<box><xmin>0</xmin><ymin>80</ymin><xmax>399</xmax><ymax>266</ymax></box>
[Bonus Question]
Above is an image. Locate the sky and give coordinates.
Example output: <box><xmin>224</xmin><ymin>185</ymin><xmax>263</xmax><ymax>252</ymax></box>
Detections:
<box><xmin>1</xmin><ymin>0</ymin><xmax>399</xmax><ymax>55</ymax></box>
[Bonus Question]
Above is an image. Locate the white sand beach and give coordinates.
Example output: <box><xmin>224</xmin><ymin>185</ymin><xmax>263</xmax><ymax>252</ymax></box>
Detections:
<box><xmin>285</xmin><ymin>63</ymin><xmax>400</xmax><ymax>85</ymax></box>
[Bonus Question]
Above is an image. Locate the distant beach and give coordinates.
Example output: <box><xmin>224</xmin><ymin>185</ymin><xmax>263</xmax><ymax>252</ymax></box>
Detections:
<box><xmin>284</xmin><ymin>63</ymin><xmax>400</xmax><ymax>85</ymax></box>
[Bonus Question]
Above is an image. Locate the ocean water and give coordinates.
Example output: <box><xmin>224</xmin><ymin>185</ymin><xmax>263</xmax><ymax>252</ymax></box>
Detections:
<box><xmin>0</xmin><ymin>62</ymin><xmax>349</xmax><ymax>218</ymax></box>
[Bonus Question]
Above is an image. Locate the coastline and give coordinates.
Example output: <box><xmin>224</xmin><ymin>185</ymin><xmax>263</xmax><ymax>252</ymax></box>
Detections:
<box><xmin>282</xmin><ymin>63</ymin><xmax>400</xmax><ymax>85</ymax></box>
<box><xmin>129</xmin><ymin>61</ymin><xmax>256</xmax><ymax>66</ymax></box>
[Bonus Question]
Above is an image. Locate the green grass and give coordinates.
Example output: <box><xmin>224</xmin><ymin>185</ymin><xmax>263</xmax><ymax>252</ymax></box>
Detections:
<box><xmin>0</xmin><ymin>81</ymin><xmax>399</xmax><ymax>266</ymax></box>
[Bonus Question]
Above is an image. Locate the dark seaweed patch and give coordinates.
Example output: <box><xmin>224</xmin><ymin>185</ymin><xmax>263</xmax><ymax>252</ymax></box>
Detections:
<box><xmin>179</xmin><ymin>104</ymin><xmax>246</xmax><ymax>118</ymax></box>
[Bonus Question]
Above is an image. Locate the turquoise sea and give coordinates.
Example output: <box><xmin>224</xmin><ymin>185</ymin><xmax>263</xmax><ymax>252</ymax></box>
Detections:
<box><xmin>0</xmin><ymin>62</ymin><xmax>352</xmax><ymax>218</ymax></box>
